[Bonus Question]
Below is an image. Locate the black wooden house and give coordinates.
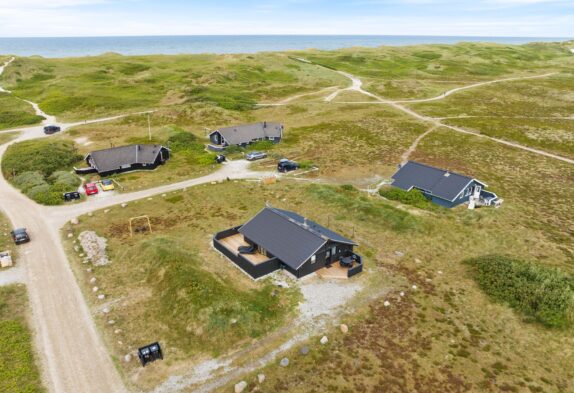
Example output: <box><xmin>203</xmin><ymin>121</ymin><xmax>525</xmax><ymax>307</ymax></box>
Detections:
<box><xmin>213</xmin><ymin>206</ymin><xmax>363</xmax><ymax>280</ymax></box>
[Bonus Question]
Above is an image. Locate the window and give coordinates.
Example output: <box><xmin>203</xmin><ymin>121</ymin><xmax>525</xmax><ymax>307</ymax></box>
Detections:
<box><xmin>326</xmin><ymin>250</ymin><xmax>331</xmax><ymax>260</ymax></box>
<box><xmin>311</xmin><ymin>255</ymin><xmax>316</xmax><ymax>264</ymax></box>
<box><xmin>332</xmin><ymin>246</ymin><xmax>337</xmax><ymax>255</ymax></box>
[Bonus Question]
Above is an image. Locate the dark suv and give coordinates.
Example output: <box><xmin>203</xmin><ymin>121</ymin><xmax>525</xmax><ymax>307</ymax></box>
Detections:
<box><xmin>43</xmin><ymin>125</ymin><xmax>61</xmax><ymax>134</ymax></box>
<box><xmin>10</xmin><ymin>228</ymin><xmax>30</xmax><ymax>245</ymax></box>
<box><xmin>277</xmin><ymin>159</ymin><xmax>299</xmax><ymax>173</ymax></box>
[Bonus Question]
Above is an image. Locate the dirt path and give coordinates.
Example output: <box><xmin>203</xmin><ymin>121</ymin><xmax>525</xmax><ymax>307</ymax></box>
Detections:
<box><xmin>323</xmin><ymin>66</ymin><xmax>574</xmax><ymax>165</ymax></box>
<box><xmin>401</xmin><ymin>125</ymin><xmax>438</xmax><ymax>164</ymax></box>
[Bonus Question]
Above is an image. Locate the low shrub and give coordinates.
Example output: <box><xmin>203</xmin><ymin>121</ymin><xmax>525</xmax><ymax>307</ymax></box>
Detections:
<box><xmin>465</xmin><ymin>255</ymin><xmax>574</xmax><ymax>327</ymax></box>
<box><xmin>167</xmin><ymin>130</ymin><xmax>215</xmax><ymax>166</ymax></box>
<box><xmin>379</xmin><ymin>186</ymin><xmax>438</xmax><ymax>210</ymax></box>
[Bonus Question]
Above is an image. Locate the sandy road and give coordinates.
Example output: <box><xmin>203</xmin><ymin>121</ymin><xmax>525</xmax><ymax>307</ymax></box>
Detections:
<box><xmin>0</xmin><ymin>56</ymin><xmax>274</xmax><ymax>393</ymax></box>
<box><xmin>323</xmin><ymin>67</ymin><xmax>574</xmax><ymax>165</ymax></box>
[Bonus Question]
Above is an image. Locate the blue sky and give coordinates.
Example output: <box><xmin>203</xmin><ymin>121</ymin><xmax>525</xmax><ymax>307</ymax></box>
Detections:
<box><xmin>0</xmin><ymin>0</ymin><xmax>572</xmax><ymax>37</ymax></box>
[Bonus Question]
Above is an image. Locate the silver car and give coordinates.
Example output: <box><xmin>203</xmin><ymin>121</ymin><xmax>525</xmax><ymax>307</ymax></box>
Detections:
<box><xmin>246</xmin><ymin>151</ymin><xmax>267</xmax><ymax>161</ymax></box>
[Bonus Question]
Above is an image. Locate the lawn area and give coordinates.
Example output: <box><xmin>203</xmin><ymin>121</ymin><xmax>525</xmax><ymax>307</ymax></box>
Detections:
<box><xmin>0</xmin><ymin>210</ymin><xmax>16</xmax><ymax>261</ymax></box>
<box><xmin>0</xmin><ymin>53</ymin><xmax>347</xmax><ymax>121</ymax></box>
<box><xmin>0</xmin><ymin>285</ymin><xmax>44</xmax><ymax>393</ymax></box>
<box><xmin>0</xmin><ymin>93</ymin><xmax>44</xmax><ymax>130</ymax></box>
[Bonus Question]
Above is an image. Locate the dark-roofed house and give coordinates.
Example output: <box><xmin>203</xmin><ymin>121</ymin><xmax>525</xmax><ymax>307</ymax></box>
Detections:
<box><xmin>77</xmin><ymin>144</ymin><xmax>170</xmax><ymax>177</ymax></box>
<box><xmin>213</xmin><ymin>206</ymin><xmax>363</xmax><ymax>280</ymax></box>
<box><xmin>391</xmin><ymin>161</ymin><xmax>500</xmax><ymax>208</ymax></box>
<box><xmin>208</xmin><ymin>121</ymin><xmax>283</xmax><ymax>150</ymax></box>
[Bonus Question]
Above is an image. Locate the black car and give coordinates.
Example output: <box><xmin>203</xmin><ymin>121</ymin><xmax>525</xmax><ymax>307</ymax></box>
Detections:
<box><xmin>277</xmin><ymin>159</ymin><xmax>299</xmax><ymax>173</ymax></box>
<box><xmin>43</xmin><ymin>125</ymin><xmax>61</xmax><ymax>134</ymax></box>
<box><xmin>10</xmin><ymin>228</ymin><xmax>30</xmax><ymax>245</ymax></box>
<box><xmin>215</xmin><ymin>154</ymin><xmax>226</xmax><ymax>164</ymax></box>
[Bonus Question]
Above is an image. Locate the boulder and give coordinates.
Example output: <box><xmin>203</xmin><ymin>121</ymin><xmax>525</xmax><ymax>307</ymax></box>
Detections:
<box><xmin>124</xmin><ymin>354</ymin><xmax>132</xmax><ymax>363</ymax></box>
<box><xmin>257</xmin><ymin>374</ymin><xmax>266</xmax><ymax>384</ymax></box>
<box><xmin>234</xmin><ymin>381</ymin><xmax>247</xmax><ymax>393</ymax></box>
<box><xmin>299</xmin><ymin>346</ymin><xmax>310</xmax><ymax>356</ymax></box>
<box><xmin>102</xmin><ymin>307</ymin><xmax>110</xmax><ymax>314</ymax></box>
<box><xmin>320</xmin><ymin>336</ymin><xmax>328</xmax><ymax>345</ymax></box>
<box><xmin>97</xmin><ymin>294</ymin><xmax>105</xmax><ymax>300</ymax></box>
<box><xmin>340</xmin><ymin>324</ymin><xmax>349</xmax><ymax>334</ymax></box>
<box><xmin>89</xmin><ymin>277</ymin><xmax>97</xmax><ymax>284</ymax></box>
<box><xmin>383</xmin><ymin>301</ymin><xmax>391</xmax><ymax>307</ymax></box>
<box><xmin>412</xmin><ymin>285</ymin><xmax>418</xmax><ymax>290</ymax></box>
<box><xmin>68</xmin><ymin>233</ymin><xmax>74</xmax><ymax>238</ymax></box>
<box><xmin>280</xmin><ymin>357</ymin><xmax>289</xmax><ymax>367</ymax></box>
<box><xmin>92</xmin><ymin>286</ymin><xmax>99</xmax><ymax>292</ymax></box>
<box><xmin>399</xmin><ymin>291</ymin><xmax>405</xmax><ymax>297</ymax></box>
<box><xmin>70</xmin><ymin>218</ymin><xmax>79</xmax><ymax>225</ymax></box>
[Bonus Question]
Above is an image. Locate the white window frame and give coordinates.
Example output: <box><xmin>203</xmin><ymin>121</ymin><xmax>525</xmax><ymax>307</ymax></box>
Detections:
<box><xmin>311</xmin><ymin>255</ymin><xmax>316</xmax><ymax>264</ymax></box>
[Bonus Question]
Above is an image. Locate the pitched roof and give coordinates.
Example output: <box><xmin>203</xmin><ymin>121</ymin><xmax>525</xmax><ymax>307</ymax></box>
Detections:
<box><xmin>87</xmin><ymin>144</ymin><xmax>166</xmax><ymax>174</ymax></box>
<box><xmin>239</xmin><ymin>207</ymin><xmax>356</xmax><ymax>271</ymax></box>
<box><xmin>212</xmin><ymin>122</ymin><xmax>283</xmax><ymax>145</ymax></box>
<box><xmin>391</xmin><ymin>161</ymin><xmax>485</xmax><ymax>201</ymax></box>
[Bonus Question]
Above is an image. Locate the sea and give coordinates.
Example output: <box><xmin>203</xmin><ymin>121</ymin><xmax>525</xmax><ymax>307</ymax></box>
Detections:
<box><xmin>0</xmin><ymin>35</ymin><xmax>570</xmax><ymax>58</ymax></box>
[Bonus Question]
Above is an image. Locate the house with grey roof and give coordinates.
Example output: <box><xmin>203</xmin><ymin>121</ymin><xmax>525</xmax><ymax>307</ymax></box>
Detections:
<box><xmin>208</xmin><ymin>121</ymin><xmax>283</xmax><ymax>150</ymax></box>
<box><xmin>391</xmin><ymin>161</ymin><xmax>500</xmax><ymax>208</ymax></box>
<box><xmin>77</xmin><ymin>144</ymin><xmax>170</xmax><ymax>177</ymax></box>
<box><xmin>213</xmin><ymin>206</ymin><xmax>363</xmax><ymax>280</ymax></box>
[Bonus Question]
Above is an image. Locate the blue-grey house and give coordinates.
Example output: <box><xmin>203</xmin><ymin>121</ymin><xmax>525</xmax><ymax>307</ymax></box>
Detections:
<box><xmin>390</xmin><ymin>161</ymin><xmax>500</xmax><ymax>208</ymax></box>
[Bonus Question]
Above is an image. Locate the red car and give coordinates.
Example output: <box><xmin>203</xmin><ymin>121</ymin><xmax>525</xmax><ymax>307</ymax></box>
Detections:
<box><xmin>83</xmin><ymin>183</ymin><xmax>99</xmax><ymax>196</ymax></box>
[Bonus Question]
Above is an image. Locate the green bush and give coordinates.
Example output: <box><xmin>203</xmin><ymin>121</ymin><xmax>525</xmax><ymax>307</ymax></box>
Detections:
<box><xmin>379</xmin><ymin>187</ymin><xmax>438</xmax><ymax>210</ymax></box>
<box><xmin>465</xmin><ymin>255</ymin><xmax>574</xmax><ymax>327</ymax></box>
<box><xmin>3</xmin><ymin>139</ymin><xmax>82</xmax><ymax>178</ymax></box>
<box><xmin>167</xmin><ymin>130</ymin><xmax>215</xmax><ymax>166</ymax></box>
<box><xmin>249</xmin><ymin>140</ymin><xmax>275</xmax><ymax>151</ymax></box>
<box><xmin>3</xmin><ymin>140</ymin><xmax>82</xmax><ymax>205</ymax></box>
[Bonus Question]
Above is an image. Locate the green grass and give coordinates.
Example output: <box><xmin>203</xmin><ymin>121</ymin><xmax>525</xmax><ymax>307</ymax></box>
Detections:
<box><xmin>0</xmin><ymin>93</ymin><xmax>44</xmax><ymax>130</ymax></box>
<box><xmin>465</xmin><ymin>255</ymin><xmax>574</xmax><ymax>327</ymax></box>
<box><xmin>295</xmin><ymin>41</ymin><xmax>574</xmax><ymax>99</ymax></box>
<box><xmin>2</xmin><ymin>139</ymin><xmax>82</xmax><ymax>205</ymax></box>
<box><xmin>0</xmin><ymin>285</ymin><xmax>44</xmax><ymax>393</ymax></box>
<box><xmin>379</xmin><ymin>186</ymin><xmax>442</xmax><ymax>211</ymax></box>
<box><xmin>0</xmin><ymin>131</ymin><xmax>20</xmax><ymax>145</ymax></box>
<box><xmin>1</xmin><ymin>53</ymin><xmax>347</xmax><ymax>121</ymax></box>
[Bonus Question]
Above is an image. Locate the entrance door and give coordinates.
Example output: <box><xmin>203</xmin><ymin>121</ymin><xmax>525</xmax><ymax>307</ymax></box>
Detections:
<box><xmin>473</xmin><ymin>185</ymin><xmax>482</xmax><ymax>199</ymax></box>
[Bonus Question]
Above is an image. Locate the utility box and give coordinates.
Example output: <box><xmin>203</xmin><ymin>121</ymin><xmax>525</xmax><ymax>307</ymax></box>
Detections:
<box><xmin>138</xmin><ymin>342</ymin><xmax>163</xmax><ymax>367</ymax></box>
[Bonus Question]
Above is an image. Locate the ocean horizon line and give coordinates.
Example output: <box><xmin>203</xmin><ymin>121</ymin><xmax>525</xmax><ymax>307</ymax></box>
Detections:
<box><xmin>1</xmin><ymin>34</ymin><xmax>572</xmax><ymax>58</ymax></box>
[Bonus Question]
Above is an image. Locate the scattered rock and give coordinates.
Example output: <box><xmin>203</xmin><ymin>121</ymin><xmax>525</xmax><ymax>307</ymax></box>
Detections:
<box><xmin>211</xmin><ymin>181</ymin><xmax>217</xmax><ymax>185</ymax></box>
<box><xmin>114</xmin><ymin>329</ymin><xmax>122</xmax><ymax>334</ymax></box>
<box><xmin>383</xmin><ymin>300</ymin><xmax>391</xmax><ymax>307</ymax></box>
<box><xmin>86</xmin><ymin>268</ymin><xmax>92</xmax><ymax>273</ymax></box>
<box><xmin>425</xmin><ymin>278</ymin><xmax>432</xmax><ymax>283</ymax></box>
<box><xmin>320</xmin><ymin>336</ymin><xmax>328</xmax><ymax>345</ymax></box>
<box><xmin>340</xmin><ymin>324</ymin><xmax>349</xmax><ymax>334</ymax></box>
<box><xmin>124</xmin><ymin>354</ymin><xmax>132</xmax><ymax>363</ymax></box>
<box><xmin>89</xmin><ymin>277</ymin><xmax>97</xmax><ymax>284</ymax></box>
<box><xmin>230</xmin><ymin>318</ymin><xmax>238</xmax><ymax>325</ymax></box>
<box><xmin>279</xmin><ymin>357</ymin><xmax>289</xmax><ymax>367</ymax></box>
<box><xmin>78</xmin><ymin>231</ymin><xmax>111</xmax><ymax>266</ymax></box>
<box><xmin>415</xmin><ymin>258</ymin><xmax>422</xmax><ymax>264</ymax></box>
<box><xmin>104</xmin><ymin>209</ymin><xmax>110</xmax><ymax>214</ymax></box>
<box><xmin>70</xmin><ymin>218</ymin><xmax>79</xmax><ymax>225</ymax></box>
<box><xmin>400</xmin><ymin>291</ymin><xmax>405</xmax><ymax>297</ymax></box>
<box><xmin>121</xmin><ymin>203</ymin><xmax>127</xmax><ymax>208</ymax></box>
<box><xmin>79</xmin><ymin>253</ymin><xmax>84</xmax><ymax>258</ymax></box>
<box><xmin>92</xmin><ymin>286</ymin><xmax>99</xmax><ymax>292</ymax></box>
<box><xmin>67</xmin><ymin>233</ymin><xmax>74</xmax><ymax>238</ymax></box>
<box><xmin>102</xmin><ymin>307</ymin><xmax>110</xmax><ymax>314</ymax></box>
<box><xmin>394</xmin><ymin>251</ymin><xmax>405</xmax><ymax>257</ymax></box>
<box><xmin>98</xmin><ymin>294</ymin><xmax>105</xmax><ymax>300</ymax></box>
<box><xmin>234</xmin><ymin>381</ymin><xmax>247</xmax><ymax>393</ymax></box>
<box><xmin>162</xmin><ymin>194</ymin><xmax>167</xmax><ymax>197</ymax></box>
<box><xmin>257</xmin><ymin>374</ymin><xmax>266</xmax><ymax>384</ymax></box>
<box><xmin>299</xmin><ymin>346</ymin><xmax>310</xmax><ymax>356</ymax></box>
<box><xmin>73</xmin><ymin>245</ymin><xmax>80</xmax><ymax>252</ymax></box>
<box><xmin>438</xmin><ymin>270</ymin><xmax>443</xmax><ymax>275</ymax></box>
<box><xmin>108</xmin><ymin>320</ymin><xmax>115</xmax><ymax>325</ymax></box>
<box><xmin>412</xmin><ymin>285</ymin><xmax>417</xmax><ymax>290</ymax></box>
